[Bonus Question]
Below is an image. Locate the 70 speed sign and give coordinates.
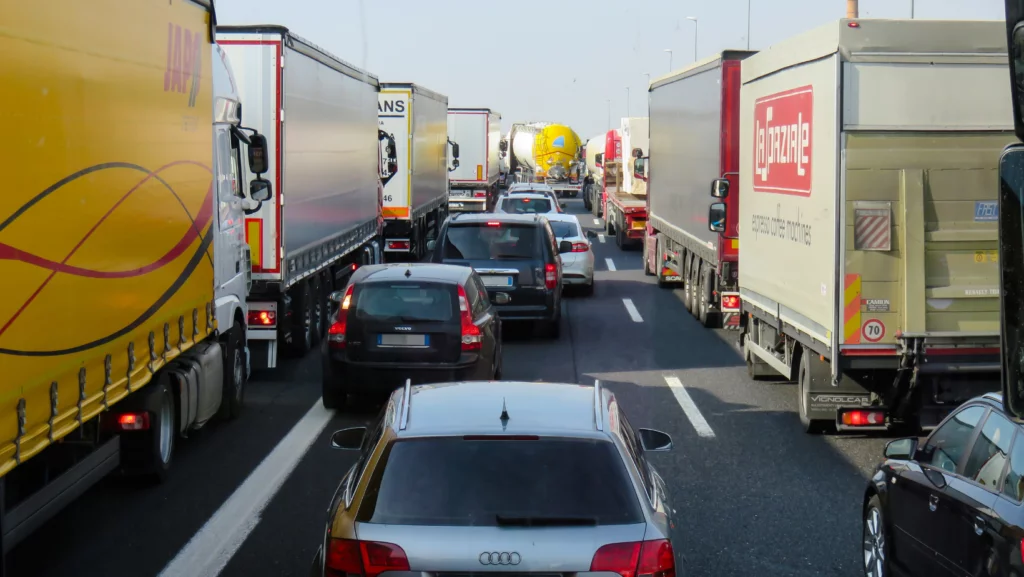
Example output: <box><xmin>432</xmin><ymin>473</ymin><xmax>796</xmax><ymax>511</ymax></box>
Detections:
<box><xmin>862</xmin><ymin>319</ymin><xmax>885</xmax><ymax>343</ymax></box>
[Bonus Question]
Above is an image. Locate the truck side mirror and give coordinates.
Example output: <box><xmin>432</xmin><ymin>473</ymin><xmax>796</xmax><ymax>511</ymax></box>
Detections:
<box><xmin>247</xmin><ymin>133</ymin><xmax>269</xmax><ymax>175</ymax></box>
<box><xmin>451</xmin><ymin>142</ymin><xmax>460</xmax><ymax>159</ymax></box>
<box><xmin>633</xmin><ymin>158</ymin><xmax>645</xmax><ymax>180</ymax></box>
<box><xmin>499</xmin><ymin>140</ymin><xmax>508</xmax><ymax>153</ymax></box>
<box><xmin>595</xmin><ymin>153</ymin><xmax>604</xmax><ymax>168</ymax></box>
<box><xmin>711</xmin><ymin>178</ymin><xmax>729</xmax><ymax>198</ymax></box>
<box><xmin>708</xmin><ymin>202</ymin><xmax>726</xmax><ymax>233</ymax></box>
<box><xmin>250</xmin><ymin>179</ymin><xmax>272</xmax><ymax>202</ymax></box>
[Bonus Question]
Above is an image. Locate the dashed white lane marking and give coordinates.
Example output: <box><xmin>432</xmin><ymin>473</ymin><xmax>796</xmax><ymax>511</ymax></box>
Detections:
<box><xmin>598</xmin><ymin>233</ymin><xmax>606</xmax><ymax>243</ymax></box>
<box><xmin>664</xmin><ymin>375</ymin><xmax>716</xmax><ymax>438</ymax></box>
<box><xmin>622</xmin><ymin>298</ymin><xmax>643</xmax><ymax>323</ymax></box>
<box><xmin>158</xmin><ymin>401</ymin><xmax>334</xmax><ymax>577</ymax></box>
<box><xmin>605</xmin><ymin>258</ymin><xmax>616</xmax><ymax>271</ymax></box>
<box><xmin>593</xmin><ymin>218</ymin><xmax>601</xmax><ymax>225</ymax></box>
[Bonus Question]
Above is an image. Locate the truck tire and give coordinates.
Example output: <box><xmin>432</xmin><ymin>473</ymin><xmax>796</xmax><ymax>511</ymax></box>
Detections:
<box><xmin>121</xmin><ymin>379</ymin><xmax>176</xmax><ymax>483</ymax></box>
<box><xmin>289</xmin><ymin>281</ymin><xmax>315</xmax><ymax>356</ymax></box>
<box><xmin>682</xmin><ymin>256</ymin><xmax>694</xmax><ymax>311</ymax></box>
<box><xmin>644</xmin><ymin>236</ymin><xmax>654</xmax><ymax>276</ymax></box>
<box><xmin>698</xmin><ymin>266</ymin><xmax>718</xmax><ymax>328</ymax></box>
<box><xmin>218</xmin><ymin>322</ymin><xmax>246</xmax><ymax>420</ymax></box>
<box><xmin>310</xmin><ymin>275</ymin><xmax>324</xmax><ymax>344</ymax></box>
<box><xmin>583</xmin><ymin>186</ymin><xmax>592</xmax><ymax>210</ymax></box>
<box><xmin>798</xmin><ymin>349</ymin><xmax>833</xmax><ymax>434</ymax></box>
<box><xmin>606</xmin><ymin>215</ymin><xmax>614</xmax><ymax>236</ymax></box>
<box><xmin>616</xmin><ymin>225</ymin><xmax>625</xmax><ymax>248</ymax></box>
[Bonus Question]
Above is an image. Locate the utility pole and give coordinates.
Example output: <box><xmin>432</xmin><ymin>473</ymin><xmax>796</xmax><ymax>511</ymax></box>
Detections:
<box><xmin>847</xmin><ymin>0</ymin><xmax>858</xmax><ymax>18</ymax></box>
<box><xmin>687</xmin><ymin>16</ymin><xmax>698</xmax><ymax>62</ymax></box>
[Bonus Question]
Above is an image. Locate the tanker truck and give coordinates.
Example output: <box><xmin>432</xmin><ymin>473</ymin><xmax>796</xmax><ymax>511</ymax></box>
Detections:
<box><xmin>499</xmin><ymin>122</ymin><xmax>584</xmax><ymax>198</ymax></box>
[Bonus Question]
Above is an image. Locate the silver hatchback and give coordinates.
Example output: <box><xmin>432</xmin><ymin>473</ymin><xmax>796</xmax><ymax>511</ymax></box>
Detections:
<box><xmin>312</xmin><ymin>380</ymin><xmax>679</xmax><ymax>577</ymax></box>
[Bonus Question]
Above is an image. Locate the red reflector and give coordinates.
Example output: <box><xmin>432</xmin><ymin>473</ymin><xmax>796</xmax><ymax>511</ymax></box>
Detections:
<box><xmin>248</xmin><ymin>309</ymin><xmax>276</xmax><ymax>326</ymax></box>
<box><xmin>328</xmin><ymin>285</ymin><xmax>354</xmax><ymax>349</ymax></box>
<box><xmin>474</xmin><ymin>190</ymin><xmax>486</xmax><ymax>198</ymax></box>
<box><xmin>116</xmin><ymin>412</ymin><xmax>150</xmax><ymax>431</ymax></box>
<box><xmin>458</xmin><ymin>285</ymin><xmax>483</xmax><ymax>351</ymax></box>
<box><xmin>544</xmin><ymin>262</ymin><xmax>558</xmax><ymax>290</ymax></box>
<box><xmin>326</xmin><ymin>539</ymin><xmax>409</xmax><ymax>577</ymax></box>
<box><xmin>721</xmin><ymin>294</ymin><xmax>740</xmax><ymax>310</ymax></box>
<box><xmin>487</xmin><ymin>221</ymin><xmax>501</xmax><ymax>227</ymax></box>
<box><xmin>572</xmin><ymin>242</ymin><xmax>589</xmax><ymax>252</ymax></box>
<box><xmin>848</xmin><ymin>21</ymin><xmax>860</xmax><ymax>28</ymax></box>
<box><xmin>387</xmin><ymin>240</ymin><xmax>410</xmax><ymax>250</ymax></box>
<box><xmin>842</xmin><ymin>410</ymin><xmax>885</xmax><ymax>427</ymax></box>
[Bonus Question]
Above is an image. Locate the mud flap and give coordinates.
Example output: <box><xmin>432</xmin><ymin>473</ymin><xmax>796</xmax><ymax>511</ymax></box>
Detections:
<box><xmin>803</xmin><ymin>359</ymin><xmax>872</xmax><ymax>422</ymax></box>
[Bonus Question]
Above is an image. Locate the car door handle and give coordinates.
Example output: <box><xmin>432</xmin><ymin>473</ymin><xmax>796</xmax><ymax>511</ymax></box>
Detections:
<box><xmin>928</xmin><ymin>494</ymin><xmax>938</xmax><ymax>512</ymax></box>
<box><xmin>974</xmin><ymin>516</ymin><xmax>985</xmax><ymax>536</ymax></box>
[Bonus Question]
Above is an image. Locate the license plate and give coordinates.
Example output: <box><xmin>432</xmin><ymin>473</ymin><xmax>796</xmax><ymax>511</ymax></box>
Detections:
<box><xmin>631</xmin><ymin>220</ymin><xmax>646</xmax><ymax>230</ymax></box>
<box><xmin>481</xmin><ymin>275</ymin><xmax>514</xmax><ymax>287</ymax></box>
<box><xmin>378</xmin><ymin>333</ymin><xmax>428</xmax><ymax>347</ymax></box>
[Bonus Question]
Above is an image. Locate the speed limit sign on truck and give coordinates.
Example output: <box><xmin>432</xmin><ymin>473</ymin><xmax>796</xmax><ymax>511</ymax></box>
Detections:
<box><xmin>862</xmin><ymin>319</ymin><xmax>885</xmax><ymax>343</ymax></box>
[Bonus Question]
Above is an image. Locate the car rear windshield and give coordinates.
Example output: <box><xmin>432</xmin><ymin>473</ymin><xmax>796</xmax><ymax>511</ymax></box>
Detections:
<box><xmin>357</xmin><ymin>437</ymin><xmax>644</xmax><ymax>526</ymax></box>
<box><xmin>550</xmin><ymin>221</ymin><xmax>577</xmax><ymax>239</ymax></box>
<box><xmin>501</xmin><ymin>197</ymin><xmax>552</xmax><ymax>214</ymax></box>
<box><xmin>354</xmin><ymin>283</ymin><xmax>454</xmax><ymax>322</ymax></box>
<box><xmin>443</xmin><ymin>223</ymin><xmax>542</xmax><ymax>260</ymax></box>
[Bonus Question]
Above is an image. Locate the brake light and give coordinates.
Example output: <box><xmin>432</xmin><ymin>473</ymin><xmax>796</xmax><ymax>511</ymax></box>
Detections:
<box><xmin>327</xmin><ymin>285</ymin><xmax>354</xmax><ymax>349</ymax></box>
<box><xmin>544</xmin><ymin>263</ymin><xmax>558</xmax><ymax>289</ymax></box>
<box><xmin>487</xmin><ymin>221</ymin><xmax>501</xmax><ymax>227</ymax></box>
<box><xmin>591</xmin><ymin>539</ymin><xmax>675</xmax><ymax>577</ymax></box>
<box><xmin>721</xmin><ymin>294</ymin><xmax>740</xmax><ymax>310</ymax></box>
<box><xmin>458</xmin><ymin>285</ymin><xmax>482</xmax><ymax>351</ymax></box>
<box><xmin>387</xmin><ymin>240</ymin><xmax>410</xmax><ymax>251</ymax></box>
<box><xmin>325</xmin><ymin>538</ymin><xmax>410</xmax><ymax>577</ymax></box>
<box><xmin>571</xmin><ymin>242</ymin><xmax>589</xmax><ymax>253</ymax></box>
<box><xmin>842</xmin><ymin>410</ymin><xmax>885</xmax><ymax>427</ymax></box>
<box><xmin>248</xmin><ymin>309</ymin><xmax>276</xmax><ymax>327</ymax></box>
<box><xmin>474</xmin><ymin>190</ymin><xmax>487</xmax><ymax>198</ymax></box>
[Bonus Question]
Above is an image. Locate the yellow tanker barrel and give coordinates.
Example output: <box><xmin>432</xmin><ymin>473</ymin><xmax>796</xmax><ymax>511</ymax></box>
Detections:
<box><xmin>534</xmin><ymin>124</ymin><xmax>581</xmax><ymax>180</ymax></box>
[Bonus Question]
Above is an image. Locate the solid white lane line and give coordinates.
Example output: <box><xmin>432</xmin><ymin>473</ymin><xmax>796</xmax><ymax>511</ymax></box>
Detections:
<box><xmin>593</xmin><ymin>218</ymin><xmax>601</xmax><ymax>225</ymax></box>
<box><xmin>158</xmin><ymin>401</ymin><xmax>334</xmax><ymax>577</ymax></box>
<box><xmin>664</xmin><ymin>376</ymin><xmax>716</xmax><ymax>438</ymax></box>
<box><xmin>622</xmin><ymin>298</ymin><xmax>643</xmax><ymax>323</ymax></box>
<box><xmin>598</xmin><ymin>233</ymin><xmax>606</xmax><ymax>243</ymax></box>
<box><xmin>605</xmin><ymin>258</ymin><xmax>616</xmax><ymax>271</ymax></box>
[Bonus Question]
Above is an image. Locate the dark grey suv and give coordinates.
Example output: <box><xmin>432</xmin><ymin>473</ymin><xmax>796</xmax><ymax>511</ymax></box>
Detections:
<box><xmin>311</xmin><ymin>380</ymin><xmax>680</xmax><ymax>577</ymax></box>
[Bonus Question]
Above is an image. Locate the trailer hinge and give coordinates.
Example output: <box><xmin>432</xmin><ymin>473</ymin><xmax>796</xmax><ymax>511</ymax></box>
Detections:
<box><xmin>103</xmin><ymin>354</ymin><xmax>112</xmax><ymax>409</ymax></box>
<box><xmin>48</xmin><ymin>382</ymin><xmax>58</xmax><ymax>442</ymax></box>
<box><xmin>148</xmin><ymin>331</ymin><xmax>157</xmax><ymax>374</ymax></box>
<box><xmin>163</xmin><ymin>322</ymin><xmax>171</xmax><ymax>359</ymax></box>
<box><xmin>192</xmin><ymin>308</ymin><xmax>200</xmax><ymax>340</ymax></box>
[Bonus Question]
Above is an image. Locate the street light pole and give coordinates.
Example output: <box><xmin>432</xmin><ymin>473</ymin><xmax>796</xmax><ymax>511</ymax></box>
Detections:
<box><xmin>664</xmin><ymin>49</ymin><xmax>673</xmax><ymax>72</ymax></box>
<box><xmin>910</xmin><ymin>0</ymin><xmax>914</xmax><ymax>18</ymax></box>
<box><xmin>746</xmin><ymin>0</ymin><xmax>751</xmax><ymax>49</ymax></box>
<box><xmin>687</xmin><ymin>16</ymin><xmax>698</xmax><ymax>62</ymax></box>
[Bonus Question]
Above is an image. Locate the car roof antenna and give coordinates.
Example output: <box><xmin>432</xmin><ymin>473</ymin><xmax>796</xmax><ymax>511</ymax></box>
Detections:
<box><xmin>500</xmin><ymin>398</ymin><xmax>510</xmax><ymax>430</ymax></box>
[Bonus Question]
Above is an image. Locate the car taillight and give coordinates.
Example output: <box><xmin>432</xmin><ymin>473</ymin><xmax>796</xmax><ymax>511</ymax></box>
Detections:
<box><xmin>387</xmin><ymin>240</ymin><xmax>410</xmax><ymax>251</ymax></box>
<box><xmin>841</xmin><ymin>410</ymin><xmax>885</xmax><ymax>427</ymax></box>
<box><xmin>248</xmin><ymin>309</ymin><xmax>276</xmax><ymax>327</ymax></box>
<box><xmin>544</xmin><ymin>263</ymin><xmax>558</xmax><ymax>289</ymax></box>
<box><xmin>327</xmin><ymin>285</ymin><xmax>354</xmax><ymax>349</ymax></box>
<box><xmin>591</xmin><ymin>539</ymin><xmax>675</xmax><ymax>577</ymax></box>
<box><xmin>325</xmin><ymin>538</ymin><xmax>410</xmax><ymax>577</ymax></box>
<box><xmin>572</xmin><ymin>242</ymin><xmax>589</xmax><ymax>252</ymax></box>
<box><xmin>458</xmin><ymin>285</ymin><xmax>482</xmax><ymax>351</ymax></box>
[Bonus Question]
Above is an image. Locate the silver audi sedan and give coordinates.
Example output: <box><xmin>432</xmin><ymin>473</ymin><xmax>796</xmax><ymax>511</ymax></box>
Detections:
<box><xmin>311</xmin><ymin>380</ymin><xmax>680</xmax><ymax>577</ymax></box>
<box><xmin>546</xmin><ymin>213</ymin><xmax>595</xmax><ymax>295</ymax></box>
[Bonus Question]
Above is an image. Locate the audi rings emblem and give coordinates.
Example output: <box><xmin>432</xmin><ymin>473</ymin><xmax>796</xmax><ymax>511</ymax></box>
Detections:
<box><xmin>479</xmin><ymin>552</ymin><xmax>521</xmax><ymax>565</ymax></box>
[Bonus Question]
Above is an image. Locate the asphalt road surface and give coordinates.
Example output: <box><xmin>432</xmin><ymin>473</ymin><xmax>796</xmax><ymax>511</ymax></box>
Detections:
<box><xmin>8</xmin><ymin>199</ymin><xmax>889</xmax><ymax>577</ymax></box>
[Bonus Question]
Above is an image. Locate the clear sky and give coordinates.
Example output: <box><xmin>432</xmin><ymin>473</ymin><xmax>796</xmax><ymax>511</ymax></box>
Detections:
<box><xmin>216</xmin><ymin>0</ymin><xmax>1005</xmax><ymax>139</ymax></box>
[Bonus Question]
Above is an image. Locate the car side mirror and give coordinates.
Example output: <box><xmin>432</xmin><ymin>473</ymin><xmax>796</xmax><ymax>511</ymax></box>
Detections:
<box><xmin>558</xmin><ymin>240</ymin><xmax>573</xmax><ymax>254</ymax></box>
<box><xmin>884</xmin><ymin>437</ymin><xmax>918</xmax><ymax>460</ymax></box>
<box><xmin>250</xmin><ymin>179</ymin><xmax>272</xmax><ymax>202</ymax></box>
<box><xmin>708</xmin><ymin>202</ymin><xmax>726</xmax><ymax>233</ymax></box>
<box><xmin>247</xmin><ymin>132</ymin><xmax>269</xmax><ymax>175</ymax></box>
<box><xmin>426</xmin><ymin>239</ymin><xmax>436</xmax><ymax>251</ymax></box>
<box><xmin>638</xmin><ymin>428</ymin><xmax>673</xmax><ymax>451</ymax></box>
<box><xmin>331</xmin><ymin>427</ymin><xmax>366</xmax><ymax>449</ymax></box>
<box><xmin>711</xmin><ymin>178</ymin><xmax>729</xmax><ymax>198</ymax></box>
<box><xmin>585</xmin><ymin>230</ymin><xmax>597</xmax><ymax>239</ymax></box>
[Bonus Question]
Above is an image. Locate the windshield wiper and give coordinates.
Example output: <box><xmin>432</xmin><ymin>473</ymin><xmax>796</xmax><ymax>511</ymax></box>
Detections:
<box><xmin>495</xmin><ymin>515</ymin><xmax>598</xmax><ymax>527</ymax></box>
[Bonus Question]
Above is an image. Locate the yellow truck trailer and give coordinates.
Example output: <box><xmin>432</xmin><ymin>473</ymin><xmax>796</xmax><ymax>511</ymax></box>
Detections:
<box><xmin>736</xmin><ymin>19</ymin><xmax>1013</xmax><ymax>433</ymax></box>
<box><xmin>0</xmin><ymin>0</ymin><xmax>270</xmax><ymax>560</ymax></box>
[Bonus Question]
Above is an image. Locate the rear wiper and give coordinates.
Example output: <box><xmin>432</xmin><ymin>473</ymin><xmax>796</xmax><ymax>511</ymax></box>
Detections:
<box><xmin>495</xmin><ymin>515</ymin><xmax>598</xmax><ymax>527</ymax></box>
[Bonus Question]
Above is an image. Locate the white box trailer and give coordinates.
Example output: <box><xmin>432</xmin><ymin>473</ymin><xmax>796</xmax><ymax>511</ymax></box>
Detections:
<box><xmin>447</xmin><ymin>108</ymin><xmax>502</xmax><ymax>212</ymax></box>
<box><xmin>738</xmin><ymin>19</ymin><xmax>1014</xmax><ymax>433</ymax></box>
<box><xmin>217</xmin><ymin>26</ymin><xmax>384</xmax><ymax>369</ymax></box>
<box><xmin>379</xmin><ymin>83</ymin><xmax>450</xmax><ymax>259</ymax></box>
<box><xmin>620</xmin><ymin>117</ymin><xmax>649</xmax><ymax>198</ymax></box>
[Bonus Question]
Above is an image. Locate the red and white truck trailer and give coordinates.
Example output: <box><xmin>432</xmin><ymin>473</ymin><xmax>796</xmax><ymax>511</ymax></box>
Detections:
<box><xmin>602</xmin><ymin>127</ymin><xmax>647</xmax><ymax>248</ymax></box>
<box><xmin>644</xmin><ymin>51</ymin><xmax>755</xmax><ymax>329</ymax></box>
<box><xmin>447</xmin><ymin>108</ymin><xmax>502</xmax><ymax>212</ymax></box>
<box><xmin>217</xmin><ymin>26</ymin><xmax>392</xmax><ymax>369</ymax></box>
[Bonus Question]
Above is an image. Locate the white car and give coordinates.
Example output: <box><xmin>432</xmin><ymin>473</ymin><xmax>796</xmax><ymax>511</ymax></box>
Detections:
<box><xmin>493</xmin><ymin>192</ymin><xmax>563</xmax><ymax>215</ymax></box>
<box><xmin>497</xmin><ymin>188</ymin><xmax>565</xmax><ymax>212</ymax></box>
<box><xmin>545</xmin><ymin>213</ymin><xmax>595</xmax><ymax>295</ymax></box>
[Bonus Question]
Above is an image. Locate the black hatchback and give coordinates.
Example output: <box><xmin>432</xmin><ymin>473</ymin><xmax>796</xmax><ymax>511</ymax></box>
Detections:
<box><xmin>862</xmin><ymin>392</ymin><xmax>1024</xmax><ymax>577</ymax></box>
<box><xmin>427</xmin><ymin>213</ymin><xmax>572</xmax><ymax>338</ymax></box>
<box><xmin>320</xmin><ymin>263</ymin><xmax>502</xmax><ymax>410</ymax></box>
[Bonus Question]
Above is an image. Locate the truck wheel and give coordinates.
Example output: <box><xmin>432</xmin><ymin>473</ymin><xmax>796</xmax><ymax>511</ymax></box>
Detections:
<box><xmin>644</xmin><ymin>236</ymin><xmax>654</xmax><ymax>276</ymax></box>
<box><xmin>682</xmin><ymin>256</ymin><xmax>694</xmax><ymax>310</ymax></box>
<box><xmin>615</xmin><ymin>225</ymin><xmax>625</xmax><ymax>248</ymax></box>
<box><xmin>798</xmin><ymin>350</ymin><xmax>832</xmax><ymax>434</ymax></box>
<box><xmin>699</xmin><ymin>266</ymin><xmax>718</xmax><ymax>328</ymax></box>
<box><xmin>310</xmin><ymin>275</ymin><xmax>324</xmax><ymax>344</ymax></box>
<box><xmin>218</xmin><ymin>322</ymin><xmax>246</xmax><ymax>420</ymax></box>
<box><xmin>606</xmin><ymin>217</ymin><xmax>614</xmax><ymax>237</ymax></box>
<box><xmin>583</xmin><ymin>187</ymin><xmax>592</xmax><ymax>210</ymax></box>
<box><xmin>290</xmin><ymin>281</ymin><xmax>315</xmax><ymax>356</ymax></box>
<box><xmin>122</xmin><ymin>380</ymin><xmax>175</xmax><ymax>483</ymax></box>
